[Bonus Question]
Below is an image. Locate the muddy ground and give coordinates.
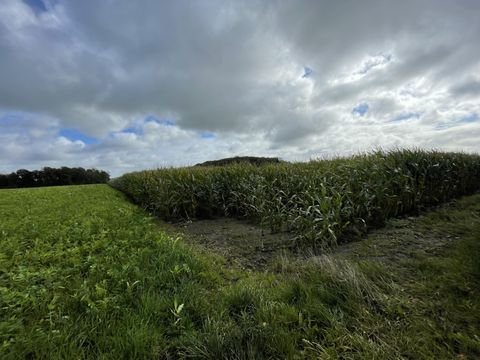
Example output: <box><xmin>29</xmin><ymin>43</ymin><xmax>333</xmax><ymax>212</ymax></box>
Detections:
<box><xmin>165</xmin><ymin>198</ymin><xmax>466</xmax><ymax>271</ymax></box>
<box><xmin>170</xmin><ymin>218</ymin><xmax>296</xmax><ymax>270</ymax></box>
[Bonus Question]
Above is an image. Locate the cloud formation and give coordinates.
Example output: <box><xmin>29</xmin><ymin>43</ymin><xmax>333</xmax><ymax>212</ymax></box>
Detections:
<box><xmin>1</xmin><ymin>0</ymin><xmax>479</xmax><ymax>176</ymax></box>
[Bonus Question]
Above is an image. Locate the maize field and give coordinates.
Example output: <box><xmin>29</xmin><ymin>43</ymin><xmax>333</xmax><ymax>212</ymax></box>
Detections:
<box><xmin>110</xmin><ymin>149</ymin><xmax>480</xmax><ymax>248</ymax></box>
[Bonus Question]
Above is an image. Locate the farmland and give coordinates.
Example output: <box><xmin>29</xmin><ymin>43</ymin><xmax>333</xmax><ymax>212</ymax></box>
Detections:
<box><xmin>111</xmin><ymin>149</ymin><xmax>480</xmax><ymax>249</ymax></box>
<box><xmin>1</xmin><ymin>150</ymin><xmax>480</xmax><ymax>358</ymax></box>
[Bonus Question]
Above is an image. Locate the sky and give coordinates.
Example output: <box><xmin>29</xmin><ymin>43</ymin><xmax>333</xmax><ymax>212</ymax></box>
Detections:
<box><xmin>1</xmin><ymin>0</ymin><xmax>479</xmax><ymax>177</ymax></box>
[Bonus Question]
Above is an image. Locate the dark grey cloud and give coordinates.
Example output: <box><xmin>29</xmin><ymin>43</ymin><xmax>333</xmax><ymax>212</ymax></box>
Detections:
<box><xmin>451</xmin><ymin>80</ymin><xmax>480</xmax><ymax>98</ymax></box>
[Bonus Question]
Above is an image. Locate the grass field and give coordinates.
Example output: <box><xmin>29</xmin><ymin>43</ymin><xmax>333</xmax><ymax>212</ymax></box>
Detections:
<box><xmin>1</xmin><ymin>184</ymin><xmax>479</xmax><ymax>358</ymax></box>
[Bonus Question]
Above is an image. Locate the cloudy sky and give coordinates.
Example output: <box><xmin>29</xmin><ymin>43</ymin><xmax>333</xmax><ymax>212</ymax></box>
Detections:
<box><xmin>1</xmin><ymin>0</ymin><xmax>479</xmax><ymax>176</ymax></box>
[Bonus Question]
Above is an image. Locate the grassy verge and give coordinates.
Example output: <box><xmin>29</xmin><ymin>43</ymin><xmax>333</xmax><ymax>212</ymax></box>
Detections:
<box><xmin>332</xmin><ymin>193</ymin><xmax>480</xmax><ymax>358</ymax></box>
<box><xmin>396</xmin><ymin>196</ymin><xmax>480</xmax><ymax>357</ymax></box>
<box><xmin>1</xmin><ymin>185</ymin><xmax>479</xmax><ymax>358</ymax></box>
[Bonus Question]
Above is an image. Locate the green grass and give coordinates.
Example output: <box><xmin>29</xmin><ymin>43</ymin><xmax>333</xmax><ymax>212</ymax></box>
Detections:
<box><xmin>1</xmin><ymin>185</ymin><xmax>479</xmax><ymax>358</ymax></box>
<box><xmin>390</xmin><ymin>196</ymin><xmax>480</xmax><ymax>357</ymax></box>
<box><xmin>111</xmin><ymin>149</ymin><xmax>480</xmax><ymax>249</ymax></box>
<box><xmin>331</xmin><ymin>193</ymin><xmax>480</xmax><ymax>358</ymax></box>
<box><xmin>0</xmin><ymin>185</ymin><xmax>223</xmax><ymax>358</ymax></box>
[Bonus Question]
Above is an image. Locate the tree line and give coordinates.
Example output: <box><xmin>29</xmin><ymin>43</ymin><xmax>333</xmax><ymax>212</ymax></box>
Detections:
<box><xmin>0</xmin><ymin>167</ymin><xmax>110</xmax><ymax>188</ymax></box>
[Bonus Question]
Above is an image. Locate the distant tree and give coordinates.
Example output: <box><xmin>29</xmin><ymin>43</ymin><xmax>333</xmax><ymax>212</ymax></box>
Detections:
<box><xmin>16</xmin><ymin>169</ymin><xmax>34</xmax><ymax>187</ymax></box>
<box><xmin>195</xmin><ymin>156</ymin><xmax>284</xmax><ymax>167</ymax></box>
<box><xmin>7</xmin><ymin>173</ymin><xmax>17</xmax><ymax>188</ymax></box>
<box><xmin>0</xmin><ymin>174</ymin><xmax>9</xmax><ymax>188</ymax></box>
<box><xmin>0</xmin><ymin>167</ymin><xmax>110</xmax><ymax>189</ymax></box>
<box><xmin>31</xmin><ymin>170</ymin><xmax>42</xmax><ymax>187</ymax></box>
<box><xmin>71</xmin><ymin>167</ymin><xmax>85</xmax><ymax>184</ymax></box>
<box><xmin>42</xmin><ymin>167</ymin><xmax>58</xmax><ymax>186</ymax></box>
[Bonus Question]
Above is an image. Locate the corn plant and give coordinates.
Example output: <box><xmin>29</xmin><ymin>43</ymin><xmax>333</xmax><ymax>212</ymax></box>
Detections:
<box><xmin>110</xmin><ymin>149</ymin><xmax>480</xmax><ymax>249</ymax></box>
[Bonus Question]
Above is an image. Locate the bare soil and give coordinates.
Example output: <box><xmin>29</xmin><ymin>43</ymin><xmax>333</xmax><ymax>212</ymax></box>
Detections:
<box><xmin>171</xmin><ymin>218</ymin><xmax>296</xmax><ymax>270</ymax></box>
<box><xmin>165</xmin><ymin>197</ymin><xmax>473</xmax><ymax>271</ymax></box>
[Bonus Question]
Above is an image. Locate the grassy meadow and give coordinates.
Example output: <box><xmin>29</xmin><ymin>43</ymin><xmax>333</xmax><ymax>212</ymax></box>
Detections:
<box><xmin>1</xmin><ymin>150</ymin><xmax>480</xmax><ymax>358</ymax></box>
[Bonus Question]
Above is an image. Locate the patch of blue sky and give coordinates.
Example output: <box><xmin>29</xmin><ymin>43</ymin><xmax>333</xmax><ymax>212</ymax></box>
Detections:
<box><xmin>121</xmin><ymin>124</ymin><xmax>143</xmax><ymax>135</ymax></box>
<box><xmin>59</xmin><ymin>128</ymin><xmax>99</xmax><ymax>145</ymax></box>
<box><xmin>435</xmin><ymin>122</ymin><xmax>452</xmax><ymax>130</ymax></box>
<box><xmin>119</xmin><ymin>115</ymin><xmax>177</xmax><ymax>135</ymax></box>
<box><xmin>23</xmin><ymin>0</ymin><xmax>48</xmax><ymax>13</ymax></box>
<box><xmin>352</xmin><ymin>103</ymin><xmax>369</xmax><ymax>116</ymax></box>
<box><xmin>0</xmin><ymin>111</ymin><xmax>29</xmax><ymax>125</ymax></box>
<box><xmin>391</xmin><ymin>112</ymin><xmax>420</xmax><ymax>122</ymax></box>
<box><xmin>436</xmin><ymin>113</ymin><xmax>479</xmax><ymax>130</ymax></box>
<box><xmin>145</xmin><ymin>115</ymin><xmax>176</xmax><ymax>126</ymax></box>
<box><xmin>201</xmin><ymin>131</ymin><xmax>216</xmax><ymax>139</ymax></box>
<box><xmin>302</xmin><ymin>67</ymin><xmax>314</xmax><ymax>78</ymax></box>
<box><xmin>0</xmin><ymin>111</ymin><xmax>51</xmax><ymax>134</ymax></box>
<box><xmin>0</xmin><ymin>113</ymin><xmax>19</xmax><ymax>128</ymax></box>
<box><xmin>460</xmin><ymin>113</ymin><xmax>479</xmax><ymax>123</ymax></box>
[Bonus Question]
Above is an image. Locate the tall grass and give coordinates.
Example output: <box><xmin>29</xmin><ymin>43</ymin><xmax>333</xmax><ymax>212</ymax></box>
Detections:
<box><xmin>110</xmin><ymin>149</ymin><xmax>480</xmax><ymax>248</ymax></box>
